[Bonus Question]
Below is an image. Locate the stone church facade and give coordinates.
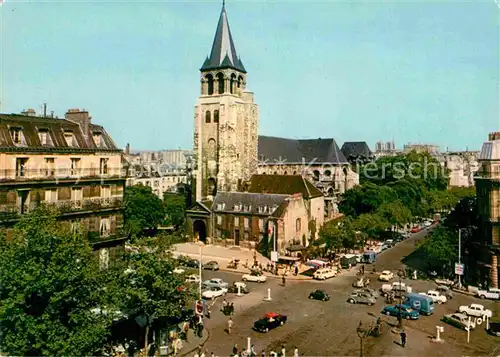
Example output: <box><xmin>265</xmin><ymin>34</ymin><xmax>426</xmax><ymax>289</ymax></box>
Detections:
<box><xmin>193</xmin><ymin>4</ymin><xmax>258</xmax><ymax>203</ymax></box>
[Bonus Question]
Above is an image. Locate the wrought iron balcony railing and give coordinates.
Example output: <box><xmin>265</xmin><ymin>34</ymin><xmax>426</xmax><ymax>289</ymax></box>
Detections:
<box><xmin>0</xmin><ymin>168</ymin><xmax>127</xmax><ymax>182</ymax></box>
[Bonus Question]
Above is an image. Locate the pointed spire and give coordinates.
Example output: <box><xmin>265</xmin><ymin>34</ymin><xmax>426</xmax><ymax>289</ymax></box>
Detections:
<box><xmin>200</xmin><ymin>3</ymin><xmax>246</xmax><ymax>73</ymax></box>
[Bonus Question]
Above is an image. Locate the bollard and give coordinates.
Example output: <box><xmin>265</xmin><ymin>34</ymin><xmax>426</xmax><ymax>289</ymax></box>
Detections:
<box><xmin>435</xmin><ymin>326</ymin><xmax>444</xmax><ymax>343</ymax></box>
<box><xmin>247</xmin><ymin>337</ymin><xmax>251</xmax><ymax>355</ymax></box>
<box><xmin>237</xmin><ymin>285</ymin><xmax>243</xmax><ymax>296</ymax></box>
<box><xmin>264</xmin><ymin>288</ymin><xmax>272</xmax><ymax>301</ymax></box>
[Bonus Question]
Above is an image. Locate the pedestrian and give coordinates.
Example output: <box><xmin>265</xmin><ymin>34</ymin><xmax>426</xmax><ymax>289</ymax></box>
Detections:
<box><xmin>294</xmin><ymin>266</ymin><xmax>299</xmax><ymax>276</ymax></box>
<box><xmin>400</xmin><ymin>330</ymin><xmax>407</xmax><ymax>348</ymax></box>
<box><xmin>261</xmin><ymin>351</ymin><xmax>266</xmax><ymax>357</ymax></box>
<box><xmin>183</xmin><ymin>321</ymin><xmax>189</xmax><ymax>342</ymax></box>
<box><xmin>173</xmin><ymin>338</ymin><xmax>183</xmax><ymax>355</ymax></box>
<box><xmin>232</xmin><ymin>343</ymin><xmax>238</xmax><ymax>355</ymax></box>
<box><xmin>227</xmin><ymin>317</ymin><xmax>233</xmax><ymax>335</ymax></box>
<box><xmin>251</xmin><ymin>344</ymin><xmax>256</xmax><ymax>356</ymax></box>
<box><xmin>282</xmin><ymin>275</ymin><xmax>286</xmax><ymax>287</ymax></box>
<box><xmin>200</xmin><ymin>350</ymin><xmax>206</xmax><ymax>357</ymax></box>
<box><xmin>293</xmin><ymin>347</ymin><xmax>299</xmax><ymax>357</ymax></box>
<box><xmin>281</xmin><ymin>344</ymin><xmax>286</xmax><ymax>357</ymax></box>
<box><xmin>211</xmin><ymin>353</ymin><xmax>215</xmax><ymax>357</ymax></box>
<box><xmin>269</xmin><ymin>351</ymin><xmax>277</xmax><ymax>357</ymax></box>
<box><xmin>222</xmin><ymin>299</ymin><xmax>228</xmax><ymax>314</ymax></box>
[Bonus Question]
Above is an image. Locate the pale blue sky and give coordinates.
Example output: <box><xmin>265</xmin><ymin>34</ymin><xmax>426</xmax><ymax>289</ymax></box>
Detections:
<box><xmin>1</xmin><ymin>0</ymin><xmax>499</xmax><ymax>151</ymax></box>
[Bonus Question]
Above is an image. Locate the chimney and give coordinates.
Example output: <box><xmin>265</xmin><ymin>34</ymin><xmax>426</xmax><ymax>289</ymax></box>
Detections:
<box><xmin>125</xmin><ymin>143</ymin><xmax>131</xmax><ymax>155</ymax></box>
<box><xmin>488</xmin><ymin>132</ymin><xmax>500</xmax><ymax>141</ymax></box>
<box><xmin>65</xmin><ymin>108</ymin><xmax>91</xmax><ymax>138</ymax></box>
<box><xmin>21</xmin><ymin>108</ymin><xmax>37</xmax><ymax>117</ymax></box>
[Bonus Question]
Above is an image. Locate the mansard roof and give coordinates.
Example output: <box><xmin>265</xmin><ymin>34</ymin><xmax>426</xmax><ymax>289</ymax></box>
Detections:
<box><xmin>341</xmin><ymin>141</ymin><xmax>374</xmax><ymax>159</ymax></box>
<box><xmin>212</xmin><ymin>192</ymin><xmax>289</xmax><ymax>216</ymax></box>
<box><xmin>258</xmin><ymin>135</ymin><xmax>348</xmax><ymax>165</ymax></box>
<box><xmin>249</xmin><ymin>174</ymin><xmax>324</xmax><ymax>199</ymax></box>
<box><xmin>0</xmin><ymin>113</ymin><xmax>121</xmax><ymax>153</ymax></box>
<box><xmin>200</xmin><ymin>5</ymin><xmax>246</xmax><ymax>73</ymax></box>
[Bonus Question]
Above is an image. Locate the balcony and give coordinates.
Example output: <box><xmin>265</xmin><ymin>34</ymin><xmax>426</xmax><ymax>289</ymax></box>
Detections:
<box><xmin>0</xmin><ymin>197</ymin><xmax>124</xmax><ymax>222</ymax></box>
<box><xmin>87</xmin><ymin>227</ymin><xmax>128</xmax><ymax>246</ymax></box>
<box><xmin>0</xmin><ymin>168</ymin><xmax>127</xmax><ymax>183</ymax></box>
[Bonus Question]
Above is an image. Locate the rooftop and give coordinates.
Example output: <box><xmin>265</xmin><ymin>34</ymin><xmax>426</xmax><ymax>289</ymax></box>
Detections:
<box><xmin>248</xmin><ymin>174</ymin><xmax>323</xmax><ymax>199</ymax></box>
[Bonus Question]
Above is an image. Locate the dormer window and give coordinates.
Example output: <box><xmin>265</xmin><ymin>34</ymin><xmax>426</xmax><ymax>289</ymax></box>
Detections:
<box><xmin>10</xmin><ymin>127</ymin><xmax>22</xmax><ymax>144</ymax></box>
<box><xmin>93</xmin><ymin>132</ymin><xmax>105</xmax><ymax>148</ymax></box>
<box><xmin>64</xmin><ymin>131</ymin><xmax>77</xmax><ymax>147</ymax></box>
<box><xmin>217</xmin><ymin>203</ymin><xmax>226</xmax><ymax>211</ymax></box>
<box><xmin>243</xmin><ymin>204</ymin><xmax>249</xmax><ymax>212</ymax></box>
<box><xmin>234</xmin><ymin>204</ymin><xmax>241</xmax><ymax>212</ymax></box>
<box><xmin>38</xmin><ymin>129</ymin><xmax>49</xmax><ymax>145</ymax></box>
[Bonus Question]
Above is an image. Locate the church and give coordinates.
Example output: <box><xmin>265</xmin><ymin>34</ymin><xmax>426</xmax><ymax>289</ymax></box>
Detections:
<box><xmin>187</xmin><ymin>3</ymin><xmax>358</xmax><ymax>251</ymax></box>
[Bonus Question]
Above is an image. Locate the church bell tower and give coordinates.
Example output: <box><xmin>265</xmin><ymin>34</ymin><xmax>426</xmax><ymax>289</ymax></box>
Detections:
<box><xmin>193</xmin><ymin>3</ymin><xmax>259</xmax><ymax>202</ymax></box>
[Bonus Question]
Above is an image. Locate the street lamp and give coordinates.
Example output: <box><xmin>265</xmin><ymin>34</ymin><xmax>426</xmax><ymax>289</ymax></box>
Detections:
<box><xmin>198</xmin><ymin>241</ymin><xmax>203</xmax><ymax>299</ymax></box>
<box><xmin>457</xmin><ymin>228</ymin><xmax>467</xmax><ymax>289</ymax></box>
<box><xmin>397</xmin><ymin>269</ymin><xmax>404</xmax><ymax>329</ymax></box>
<box><xmin>356</xmin><ymin>321</ymin><xmax>369</xmax><ymax>357</ymax></box>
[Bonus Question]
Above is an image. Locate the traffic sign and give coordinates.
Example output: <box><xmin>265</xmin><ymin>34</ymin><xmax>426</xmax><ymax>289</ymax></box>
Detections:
<box><xmin>455</xmin><ymin>263</ymin><xmax>464</xmax><ymax>275</ymax></box>
<box><xmin>270</xmin><ymin>251</ymin><xmax>278</xmax><ymax>262</ymax></box>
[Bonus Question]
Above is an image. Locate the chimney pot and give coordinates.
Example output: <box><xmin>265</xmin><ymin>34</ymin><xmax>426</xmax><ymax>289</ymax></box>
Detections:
<box><xmin>488</xmin><ymin>132</ymin><xmax>500</xmax><ymax>141</ymax></box>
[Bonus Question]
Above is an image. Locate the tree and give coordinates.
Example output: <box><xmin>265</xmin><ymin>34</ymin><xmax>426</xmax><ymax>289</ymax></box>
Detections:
<box><xmin>419</xmin><ymin>226</ymin><xmax>458</xmax><ymax>276</ymax></box>
<box><xmin>110</xmin><ymin>235</ymin><xmax>196</xmax><ymax>355</ymax></box>
<box><xmin>124</xmin><ymin>185</ymin><xmax>165</xmax><ymax>237</ymax></box>
<box><xmin>0</xmin><ymin>206</ymin><xmax>113</xmax><ymax>356</ymax></box>
<box><xmin>339</xmin><ymin>183</ymin><xmax>397</xmax><ymax>217</ymax></box>
<box><xmin>378</xmin><ymin>200</ymin><xmax>412</xmax><ymax>230</ymax></box>
<box><xmin>163</xmin><ymin>192</ymin><xmax>186</xmax><ymax>229</ymax></box>
<box><xmin>319</xmin><ymin>218</ymin><xmax>358</xmax><ymax>250</ymax></box>
<box><xmin>353</xmin><ymin>213</ymin><xmax>389</xmax><ymax>239</ymax></box>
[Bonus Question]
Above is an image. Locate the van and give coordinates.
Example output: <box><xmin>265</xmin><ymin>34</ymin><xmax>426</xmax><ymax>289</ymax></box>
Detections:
<box><xmin>313</xmin><ymin>268</ymin><xmax>336</xmax><ymax>280</ymax></box>
<box><xmin>362</xmin><ymin>251</ymin><xmax>376</xmax><ymax>264</ymax></box>
<box><xmin>405</xmin><ymin>293</ymin><xmax>434</xmax><ymax>315</ymax></box>
<box><xmin>340</xmin><ymin>255</ymin><xmax>357</xmax><ymax>269</ymax></box>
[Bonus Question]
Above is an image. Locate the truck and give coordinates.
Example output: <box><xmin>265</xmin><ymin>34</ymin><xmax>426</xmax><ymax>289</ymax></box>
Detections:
<box><xmin>380</xmin><ymin>282</ymin><xmax>412</xmax><ymax>297</ymax></box>
<box><xmin>404</xmin><ymin>293</ymin><xmax>434</xmax><ymax>315</ymax></box>
<box><xmin>476</xmin><ymin>288</ymin><xmax>500</xmax><ymax>300</ymax></box>
<box><xmin>362</xmin><ymin>251</ymin><xmax>376</xmax><ymax>264</ymax></box>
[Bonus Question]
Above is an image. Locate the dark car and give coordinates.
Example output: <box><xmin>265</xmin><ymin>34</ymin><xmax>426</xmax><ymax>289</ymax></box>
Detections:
<box><xmin>436</xmin><ymin>285</ymin><xmax>453</xmax><ymax>300</ymax></box>
<box><xmin>178</xmin><ymin>255</ymin><xmax>199</xmax><ymax>268</ymax></box>
<box><xmin>309</xmin><ymin>289</ymin><xmax>330</xmax><ymax>301</ymax></box>
<box><xmin>382</xmin><ymin>304</ymin><xmax>419</xmax><ymax>320</ymax></box>
<box><xmin>488</xmin><ymin>322</ymin><xmax>500</xmax><ymax>337</ymax></box>
<box><xmin>203</xmin><ymin>261</ymin><xmax>219</xmax><ymax>271</ymax></box>
<box><xmin>227</xmin><ymin>285</ymin><xmax>250</xmax><ymax>294</ymax></box>
<box><xmin>253</xmin><ymin>312</ymin><xmax>287</xmax><ymax>333</ymax></box>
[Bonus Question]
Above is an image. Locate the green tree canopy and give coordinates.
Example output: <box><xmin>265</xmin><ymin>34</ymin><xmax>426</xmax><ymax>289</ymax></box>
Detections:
<box><xmin>124</xmin><ymin>185</ymin><xmax>165</xmax><ymax>236</ymax></box>
<box><xmin>353</xmin><ymin>213</ymin><xmax>389</xmax><ymax>239</ymax></box>
<box><xmin>378</xmin><ymin>200</ymin><xmax>413</xmax><ymax>229</ymax></box>
<box><xmin>339</xmin><ymin>182</ymin><xmax>397</xmax><ymax>216</ymax></box>
<box><xmin>163</xmin><ymin>192</ymin><xmax>186</xmax><ymax>229</ymax></box>
<box><xmin>0</xmin><ymin>207</ymin><xmax>113</xmax><ymax>356</ymax></box>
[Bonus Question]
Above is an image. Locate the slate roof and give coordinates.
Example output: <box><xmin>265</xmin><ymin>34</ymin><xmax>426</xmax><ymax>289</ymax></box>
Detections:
<box><xmin>0</xmin><ymin>113</ymin><xmax>121</xmax><ymax>153</ymax></box>
<box><xmin>248</xmin><ymin>174</ymin><xmax>324</xmax><ymax>199</ymax></box>
<box><xmin>340</xmin><ymin>142</ymin><xmax>374</xmax><ymax>159</ymax></box>
<box><xmin>479</xmin><ymin>140</ymin><xmax>500</xmax><ymax>161</ymax></box>
<box><xmin>258</xmin><ymin>135</ymin><xmax>348</xmax><ymax>164</ymax></box>
<box><xmin>212</xmin><ymin>192</ymin><xmax>289</xmax><ymax>217</ymax></box>
<box><xmin>200</xmin><ymin>5</ymin><xmax>246</xmax><ymax>73</ymax></box>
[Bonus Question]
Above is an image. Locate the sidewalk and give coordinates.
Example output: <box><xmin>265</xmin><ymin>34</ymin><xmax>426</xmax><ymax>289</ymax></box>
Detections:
<box><xmin>178</xmin><ymin>329</ymin><xmax>209</xmax><ymax>357</ymax></box>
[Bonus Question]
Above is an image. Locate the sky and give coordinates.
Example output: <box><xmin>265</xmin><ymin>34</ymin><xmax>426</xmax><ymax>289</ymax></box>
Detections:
<box><xmin>1</xmin><ymin>0</ymin><xmax>499</xmax><ymax>152</ymax></box>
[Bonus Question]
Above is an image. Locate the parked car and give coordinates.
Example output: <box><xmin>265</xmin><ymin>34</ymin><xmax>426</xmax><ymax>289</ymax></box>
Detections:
<box><xmin>242</xmin><ymin>272</ymin><xmax>267</xmax><ymax>283</ymax></box>
<box><xmin>173</xmin><ymin>267</ymin><xmax>186</xmax><ymax>274</ymax></box>
<box><xmin>202</xmin><ymin>286</ymin><xmax>226</xmax><ymax>299</ymax></box>
<box><xmin>202</xmin><ymin>278</ymin><xmax>228</xmax><ymax>289</ymax></box>
<box><xmin>476</xmin><ymin>288</ymin><xmax>500</xmax><ymax>300</ymax></box>
<box><xmin>434</xmin><ymin>278</ymin><xmax>454</xmax><ymax>286</ymax></box>
<box><xmin>378</xmin><ymin>271</ymin><xmax>394</xmax><ymax>282</ymax></box>
<box><xmin>353</xmin><ymin>276</ymin><xmax>370</xmax><ymax>288</ymax></box>
<box><xmin>382</xmin><ymin>304</ymin><xmax>420</xmax><ymax>320</ymax></box>
<box><xmin>419</xmin><ymin>290</ymin><xmax>447</xmax><ymax>304</ymax></box>
<box><xmin>458</xmin><ymin>304</ymin><xmax>493</xmax><ymax>319</ymax></box>
<box><xmin>253</xmin><ymin>312</ymin><xmax>287</xmax><ymax>333</ymax></box>
<box><xmin>488</xmin><ymin>322</ymin><xmax>500</xmax><ymax>337</ymax></box>
<box><xmin>178</xmin><ymin>255</ymin><xmax>199</xmax><ymax>268</ymax></box>
<box><xmin>436</xmin><ymin>285</ymin><xmax>453</xmax><ymax>299</ymax></box>
<box><xmin>313</xmin><ymin>268</ymin><xmax>336</xmax><ymax>280</ymax></box>
<box><xmin>347</xmin><ymin>291</ymin><xmax>376</xmax><ymax>305</ymax></box>
<box><xmin>227</xmin><ymin>284</ymin><xmax>250</xmax><ymax>294</ymax></box>
<box><xmin>185</xmin><ymin>274</ymin><xmax>200</xmax><ymax>283</ymax></box>
<box><xmin>442</xmin><ymin>313</ymin><xmax>476</xmax><ymax>331</ymax></box>
<box><xmin>309</xmin><ymin>289</ymin><xmax>330</xmax><ymax>301</ymax></box>
<box><xmin>203</xmin><ymin>261</ymin><xmax>219</xmax><ymax>271</ymax></box>
<box><xmin>411</xmin><ymin>227</ymin><xmax>421</xmax><ymax>233</ymax></box>
<box><xmin>353</xmin><ymin>288</ymin><xmax>379</xmax><ymax>298</ymax></box>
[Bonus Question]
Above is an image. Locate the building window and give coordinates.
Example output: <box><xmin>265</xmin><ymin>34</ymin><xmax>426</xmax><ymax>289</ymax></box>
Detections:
<box><xmin>99</xmin><ymin>248</ymin><xmax>109</xmax><ymax>270</ymax></box>
<box><xmin>244</xmin><ymin>232</ymin><xmax>249</xmax><ymax>240</ymax></box>
<box><xmin>15</xmin><ymin>158</ymin><xmax>28</xmax><ymax>177</ymax></box>
<box><xmin>70</xmin><ymin>158</ymin><xmax>81</xmax><ymax>176</ymax></box>
<box><xmin>234</xmin><ymin>204</ymin><xmax>241</xmax><ymax>212</ymax></box>
<box><xmin>217</xmin><ymin>215</ymin><xmax>222</xmax><ymax>225</ymax></box>
<box><xmin>205</xmin><ymin>111</ymin><xmax>211</xmax><ymax>123</ymax></box>
<box><xmin>100</xmin><ymin>217</ymin><xmax>111</xmax><ymax>237</ymax></box>
<box><xmin>296</xmin><ymin>218</ymin><xmax>301</xmax><ymax>232</ymax></box>
<box><xmin>234</xmin><ymin>216</ymin><xmax>239</xmax><ymax>226</ymax></box>
<box><xmin>71</xmin><ymin>220</ymin><xmax>81</xmax><ymax>234</ymax></box>
<box><xmin>244</xmin><ymin>217</ymin><xmax>249</xmax><ymax>229</ymax></box>
<box><xmin>10</xmin><ymin>128</ymin><xmax>21</xmax><ymax>144</ymax></box>
<box><xmin>45</xmin><ymin>158</ymin><xmax>55</xmax><ymax>176</ymax></box>
<box><xmin>214</xmin><ymin>110</ymin><xmax>219</xmax><ymax>123</ymax></box>
<box><xmin>100</xmin><ymin>158</ymin><xmax>109</xmax><ymax>175</ymax></box>
<box><xmin>38</xmin><ymin>129</ymin><xmax>49</xmax><ymax>145</ymax></box>
<box><xmin>45</xmin><ymin>188</ymin><xmax>57</xmax><ymax>203</ymax></box>
<box><xmin>71</xmin><ymin>188</ymin><xmax>83</xmax><ymax>207</ymax></box>
<box><xmin>64</xmin><ymin>131</ymin><xmax>75</xmax><ymax>147</ymax></box>
<box><xmin>93</xmin><ymin>133</ymin><xmax>104</xmax><ymax>148</ymax></box>
<box><xmin>259</xmin><ymin>218</ymin><xmax>264</xmax><ymax>232</ymax></box>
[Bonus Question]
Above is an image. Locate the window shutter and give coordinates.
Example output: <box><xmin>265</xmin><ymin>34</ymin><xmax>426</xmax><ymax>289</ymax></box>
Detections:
<box><xmin>110</xmin><ymin>215</ymin><xmax>117</xmax><ymax>233</ymax></box>
<box><xmin>83</xmin><ymin>186</ymin><xmax>91</xmax><ymax>198</ymax></box>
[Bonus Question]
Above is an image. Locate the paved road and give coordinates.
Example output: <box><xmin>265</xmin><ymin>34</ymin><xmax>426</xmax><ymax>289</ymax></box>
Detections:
<box><xmin>183</xmin><ymin>228</ymin><xmax>500</xmax><ymax>357</ymax></box>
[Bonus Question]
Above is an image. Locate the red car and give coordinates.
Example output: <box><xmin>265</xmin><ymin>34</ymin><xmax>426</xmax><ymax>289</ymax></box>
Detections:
<box><xmin>411</xmin><ymin>227</ymin><xmax>421</xmax><ymax>233</ymax></box>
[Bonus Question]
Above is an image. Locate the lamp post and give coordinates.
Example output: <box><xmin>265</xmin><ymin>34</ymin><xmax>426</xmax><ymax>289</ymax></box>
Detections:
<box><xmin>356</xmin><ymin>321</ymin><xmax>369</xmax><ymax>357</ymax></box>
<box><xmin>397</xmin><ymin>269</ymin><xmax>404</xmax><ymax>329</ymax></box>
<box><xmin>457</xmin><ymin>228</ymin><xmax>466</xmax><ymax>289</ymax></box>
<box><xmin>198</xmin><ymin>241</ymin><xmax>203</xmax><ymax>300</ymax></box>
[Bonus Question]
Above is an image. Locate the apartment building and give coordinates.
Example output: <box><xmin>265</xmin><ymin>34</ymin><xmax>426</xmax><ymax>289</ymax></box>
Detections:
<box><xmin>0</xmin><ymin>109</ymin><xmax>126</xmax><ymax>264</ymax></box>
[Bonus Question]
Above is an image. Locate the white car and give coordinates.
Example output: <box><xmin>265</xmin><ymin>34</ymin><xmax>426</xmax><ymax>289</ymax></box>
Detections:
<box><xmin>313</xmin><ymin>268</ymin><xmax>336</xmax><ymax>280</ymax></box>
<box><xmin>419</xmin><ymin>290</ymin><xmax>447</xmax><ymax>304</ymax></box>
<box><xmin>458</xmin><ymin>303</ymin><xmax>493</xmax><ymax>319</ymax></box>
<box><xmin>242</xmin><ymin>273</ymin><xmax>267</xmax><ymax>283</ymax></box>
<box><xmin>378</xmin><ymin>271</ymin><xmax>394</xmax><ymax>282</ymax></box>
<box><xmin>476</xmin><ymin>288</ymin><xmax>500</xmax><ymax>300</ymax></box>
<box><xmin>173</xmin><ymin>267</ymin><xmax>185</xmax><ymax>274</ymax></box>
<box><xmin>202</xmin><ymin>286</ymin><xmax>227</xmax><ymax>299</ymax></box>
<box><xmin>185</xmin><ymin>274</ymin><xmax>201</xmax><ymax>283</ymax></box>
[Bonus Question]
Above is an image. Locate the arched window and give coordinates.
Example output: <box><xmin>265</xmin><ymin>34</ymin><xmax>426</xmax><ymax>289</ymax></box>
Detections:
<box><xmin>206</xmin><ymin>74</ymin><xmax>214</xmax><ymax>95</ymax></box>
<box><xmin>293</xmin><ymin>171</ymin><xmax>297</xmax><ymax>175</ymax></box>
<box><xmin>205</xmin><ymin>111</ymin><xmax>211</xmax><ymax>123</ymax></box>
<box><xmin>237</xmin><ymin>75</ymin><xmax>243</xmax><ymax>88</ymax></box>
<box><xmin>214</xmin><ymin>110</ymin><xmax>219</xmax><ymax>123</ymax></box>
<box><xmin>284</xmin><ymin>171</ymin><xmax>288</xmax><ymax>175</ymax></box>
<box><xmin>230</xmin><ymin>74</ymin><xmax>236</xmax><ymax>94</ymax></box>
<box><xmin>324</xmin><ymin>170</ymin><xmax>331</xmax><ymax>177</ymax></box>
<box><xmin>273</xmin><ymin>171</ymin><xmax>278</xmax><ymax>175</ymax></box>
<box><xmin>216</xmin><ymin>73</ymin><xmax>225</xmax><ymax>94</ymax></box>
<box><xmin>313</xmin><ymin>170</ymin><xmax>320</xmax><ymax>180</ymax></box>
